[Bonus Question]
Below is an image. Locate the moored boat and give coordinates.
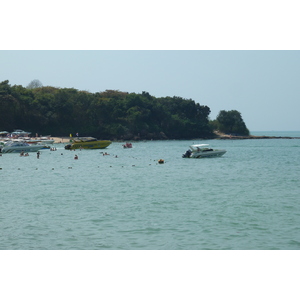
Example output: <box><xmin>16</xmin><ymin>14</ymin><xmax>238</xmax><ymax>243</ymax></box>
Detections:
<box><xmin>64</xmin><ymin>137</ymin><xmax>112</xmax><ymax>150</ymax></box>
<box><xmin>0</xmin><ymin>130</ymin><xmax>54</xmax><ymax>146</ymax></box>
<box><xmin>23</xmin><ymin>137</ymin><xmax>55</xmax><ymax>145</ymax></box>
<box><xmin>0</xmin><ymin>140</ymin><xmax>45</xmax><ymax>153</ymax></box>
<box><xmin>182</xmin><ymin>144</ymin><xmax>226</xmax><ymax>158</ymax></box>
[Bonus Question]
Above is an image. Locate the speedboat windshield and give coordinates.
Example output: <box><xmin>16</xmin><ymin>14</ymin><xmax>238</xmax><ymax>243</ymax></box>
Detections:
<box><xmin>190</xmin><ymin>144</ymin><xmax>209</xmax><ymax>150</ymax></box>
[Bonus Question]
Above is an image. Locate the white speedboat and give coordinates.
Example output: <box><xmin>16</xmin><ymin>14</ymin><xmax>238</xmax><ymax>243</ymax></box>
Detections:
<box><xmin>0</xmin><ymin>140</ymin><xmax>44</xmax><ymax>153</ymax></box>
<box><xmin>22</xmin><ymin>137</ymin><xmax>55</xmax><ymax>145</ymax></box>
<box><xmin>182</xmin><ymin>144</ymin><xmax>226</xmax><ymax>158</ymax></box>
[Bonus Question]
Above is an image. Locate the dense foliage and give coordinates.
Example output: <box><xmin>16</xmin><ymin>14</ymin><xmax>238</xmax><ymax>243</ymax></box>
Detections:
<box><xmin>210</xmin><ymin>110</ymin><xmax>250</xmax><ymax>136</ymax></box>
<box><xmin>0</xmin><ymin>80</ymin><xmax>215</xmax><ymax>140</ymax></box>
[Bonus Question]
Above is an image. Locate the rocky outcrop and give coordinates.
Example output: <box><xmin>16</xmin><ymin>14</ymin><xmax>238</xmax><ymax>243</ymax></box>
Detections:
<box><xmin>213</xmin><ymin>131</ymin><xmax>300</xmax><ymax>140</ymax></box>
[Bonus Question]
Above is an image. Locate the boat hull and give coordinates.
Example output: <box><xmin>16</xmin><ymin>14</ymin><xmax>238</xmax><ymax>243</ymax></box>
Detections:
<box><xmin>26</xmin><ymin>139</ymin><xmax>55</xmax><ymax>145</ymax></box>
<box><xmin>66</xmin><ymin>140</ymin><xmax>112</xmax><ymax>150</ymax></box>
<box><xmin>190</xmin><ymin>150</ymin><xmax>226</xmax><ymax>158</ymax></box>
<box><xmin>1</xmin><ymin>145</ymin><xmax>44</xmax><ymax>153</ymax></box>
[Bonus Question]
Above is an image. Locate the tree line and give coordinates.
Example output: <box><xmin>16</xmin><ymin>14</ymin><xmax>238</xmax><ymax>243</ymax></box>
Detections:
<box><xmin>0</xmin><ymin>80</ymin><xmax>249</xmax><ymax>140</ymax></box>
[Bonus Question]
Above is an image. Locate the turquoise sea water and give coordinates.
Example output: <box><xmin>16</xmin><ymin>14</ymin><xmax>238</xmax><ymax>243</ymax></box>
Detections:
<box><xmin>1</xmin><ymin>131</ymin><xmax>300</xmax><ymax>250</ymax></box>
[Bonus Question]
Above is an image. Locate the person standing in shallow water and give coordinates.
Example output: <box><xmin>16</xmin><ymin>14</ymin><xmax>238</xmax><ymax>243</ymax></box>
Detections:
<box><xmin>37</xmin><ymin>151</ymin><xmax>40</xmax><ymax>159</ymax></box>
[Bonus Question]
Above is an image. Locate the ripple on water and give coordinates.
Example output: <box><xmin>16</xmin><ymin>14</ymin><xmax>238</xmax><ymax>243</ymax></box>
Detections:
<box><xmin>1</xmin><ymin>139</ymin><xmax>300</xmax><ymax>249</ymax></box>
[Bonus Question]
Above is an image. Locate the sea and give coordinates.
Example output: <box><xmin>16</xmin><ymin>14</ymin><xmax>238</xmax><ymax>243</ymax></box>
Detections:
<box><xmin>1</xmin><ymin>131</ymin><xmax>300</xmax><ymax>250</ymax></box>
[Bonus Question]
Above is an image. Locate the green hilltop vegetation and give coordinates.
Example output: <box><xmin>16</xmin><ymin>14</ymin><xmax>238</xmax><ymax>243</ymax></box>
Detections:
<box><xmin>0</xmin><ymin>80</ymin><xmax>249</xmax><ymax>140</ymax></box>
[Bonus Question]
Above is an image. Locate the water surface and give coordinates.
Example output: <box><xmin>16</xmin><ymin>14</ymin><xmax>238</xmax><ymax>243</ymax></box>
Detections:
<box><xmin>1</xmin><ymin>132</ymin><xmax>300</xmax><ymax>249</ymax></box>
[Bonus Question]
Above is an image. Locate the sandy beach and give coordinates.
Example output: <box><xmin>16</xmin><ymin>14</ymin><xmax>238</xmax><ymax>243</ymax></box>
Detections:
<box><xmin>50</xmin><ymin>133</ymin><xmax>300</xmax><ymax>143</ymax></box>
<box><xmin>52</xmin><ymin>137</ymin><xmax>71</xmax><ymax>143</ymax></box>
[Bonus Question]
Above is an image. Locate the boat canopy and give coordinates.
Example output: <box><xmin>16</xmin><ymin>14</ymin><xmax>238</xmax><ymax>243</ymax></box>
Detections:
<box><xmin>12</xmin><ymin>129</ymin><xmax>31</xmax><ymax>136</ymax></box>
<box><xmin>73</xmin><ymin>137</ymin><xmax>98</xmax><ymax>142</ymax></box>
<box><xmin>190</xmin><ymin>144</ymin><xmax>209</xmax><ymax>150</ymax></box>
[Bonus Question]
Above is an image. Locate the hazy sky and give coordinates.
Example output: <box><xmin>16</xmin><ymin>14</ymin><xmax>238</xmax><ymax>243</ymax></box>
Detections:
<box><xmin>2</xmin><ymin>1</ymin><xmax>300</xmax><ymax>132</ymax></box>
<box><xmin>1</xmin><ymin>50</ymin><xmax>299</xmax><ymax>131</ymax></box>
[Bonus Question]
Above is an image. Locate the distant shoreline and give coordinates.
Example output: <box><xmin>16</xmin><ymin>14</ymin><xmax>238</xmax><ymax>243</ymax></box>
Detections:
<box><xmin>51</xmin><ymin>134</ymin><xmax>300</xmax><ymax>143</ymax></box>
<box><xmin>213</xmin><ymin>132</ymin><xmax>300</xmax><ymax>140</ymax></box>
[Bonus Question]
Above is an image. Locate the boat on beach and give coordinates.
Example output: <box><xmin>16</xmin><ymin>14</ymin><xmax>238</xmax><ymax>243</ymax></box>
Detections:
<box><xmin>64</xmin><ymin>137</ymin><xmax>112</xmax><ymax>150</ymax></box>
<box><xmin>0</xmin><ymin>140</ymin><xmax>45</xmax><ymax>153</ymax></box>
<box><xmin>0</xmin><ymin>130</ymin><xmax>54</xmax><ymax>146</ymax></box>
<box><xmin>22</xmin><ymin>137</ymin><xmax>55</xmax><ymax>145</ymax></box>
<box><xmin>182</xmin><ymin>144</ymin><xmax>226</xmax><ymax>158</ymax></box>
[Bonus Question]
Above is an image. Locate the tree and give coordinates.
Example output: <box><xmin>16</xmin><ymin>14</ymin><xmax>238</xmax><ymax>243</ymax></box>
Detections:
<box><xmin>27</xmin><ymin>79</ymin><xmax>43</xmax><ymax>89</ymax></box>
<box><xmin>215</xmin><ymin>110</ymin><xmax>249</xmax><ymax>135</ymax></box>
<box><xmin>0</xmin><ymin>81</ymin><xmax>217</xmax><ymax>139</ymax></box>
<box><xmin>0</xmin><ymin>80</ymin><xmax>22</xmax><ymax>130</ymax></box>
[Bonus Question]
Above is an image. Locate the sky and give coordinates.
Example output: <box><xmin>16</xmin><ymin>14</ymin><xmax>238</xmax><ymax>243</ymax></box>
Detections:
<box><xmin>1</xmin><ymin>50</ymin><xmax>300</xmax><ymax>131</ymax></box>
<box><xmin>1</xmin><ymin>1</ymin><xmax>300</xmax><ymax>133</ymax></box>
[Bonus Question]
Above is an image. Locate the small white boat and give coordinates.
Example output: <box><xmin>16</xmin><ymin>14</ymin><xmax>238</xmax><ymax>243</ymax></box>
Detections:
<box><xmin>0</xmin><ymin>140</ymin><xmax>44</xmax><ymax>153</ymax></box>
<box><xmin>182</xmin><ymin>144</ymin><xmax>226</xmax><ymax>158</ymax></box>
